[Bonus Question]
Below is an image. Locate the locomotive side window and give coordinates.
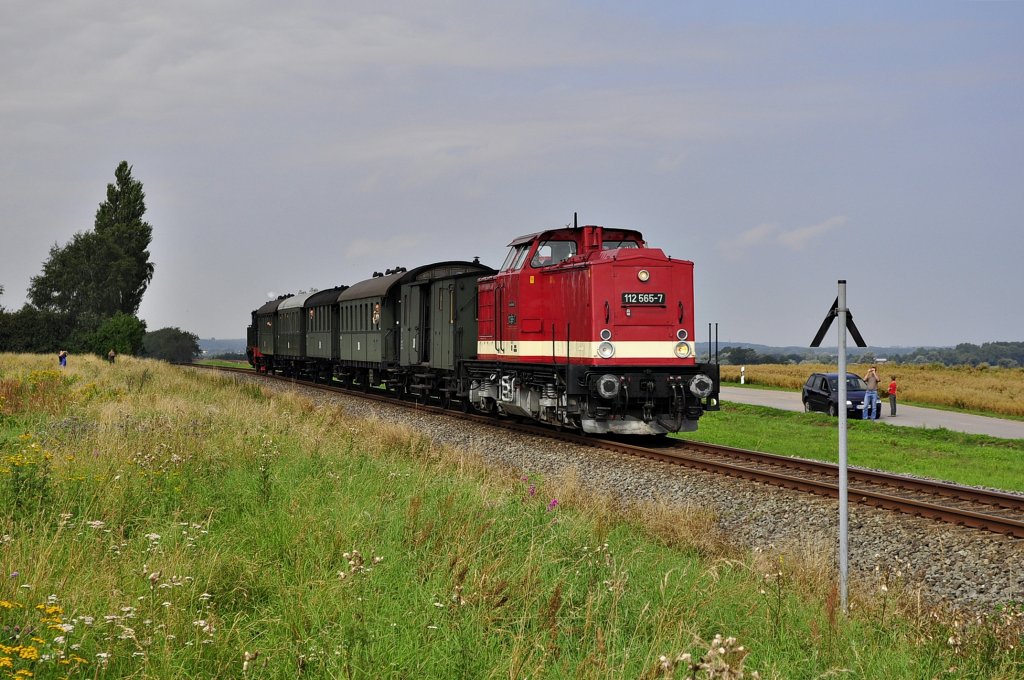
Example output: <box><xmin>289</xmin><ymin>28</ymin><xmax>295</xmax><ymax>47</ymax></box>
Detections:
<box><xmin>530</xmin><ymin>240</ymin><xmax>577</xmax><ymax>268</ymax></box>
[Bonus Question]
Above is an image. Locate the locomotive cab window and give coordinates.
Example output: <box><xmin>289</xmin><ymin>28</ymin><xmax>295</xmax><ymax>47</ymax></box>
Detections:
<box><xmin>530</xmin><ymin>240</ymin><xmax>577</xmax><ymax>268</ymax></box>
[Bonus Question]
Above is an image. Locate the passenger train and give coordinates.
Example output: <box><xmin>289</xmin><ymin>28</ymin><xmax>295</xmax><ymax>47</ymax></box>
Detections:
<box><xmin>247</xmin><ymin>222</ymin><xmax>719</xmax><ymax>435</ymax></box>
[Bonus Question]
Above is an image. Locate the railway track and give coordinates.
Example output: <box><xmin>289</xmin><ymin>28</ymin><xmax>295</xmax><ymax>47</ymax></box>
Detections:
<box><xmin>193</xmin><ymin>363</ymin><xmax>1024</xmax><ymax>538</ymax></box>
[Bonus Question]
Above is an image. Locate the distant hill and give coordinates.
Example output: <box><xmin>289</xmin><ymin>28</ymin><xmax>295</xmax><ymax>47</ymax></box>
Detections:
<box><xmin>198</xmin><ymin>338</ymin><xmax>246</xmax><ymax>356</ymax></box>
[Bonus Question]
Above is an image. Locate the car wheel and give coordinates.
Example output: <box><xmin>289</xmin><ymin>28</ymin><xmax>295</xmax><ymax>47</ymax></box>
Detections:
<box><xmin>803</xmin><ymin>400</ymin><xmax>812</xmax><ymax>413</ymax></box>
<box><xmin>827</xmin><ymin>403</ymin><xmax>837</xmax><ymax>417</ymax></box>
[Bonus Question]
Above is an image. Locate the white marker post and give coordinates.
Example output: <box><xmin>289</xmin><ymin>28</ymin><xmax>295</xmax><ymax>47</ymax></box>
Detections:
<box><xmin>836</xmin><ymin>281</ymin><xmax>849</xmax><ymax>613</ymax></box>
<box><xmin>809</xmin><ymin>280</ymin><xmax>866</xmax><ymax>614</ymax></box>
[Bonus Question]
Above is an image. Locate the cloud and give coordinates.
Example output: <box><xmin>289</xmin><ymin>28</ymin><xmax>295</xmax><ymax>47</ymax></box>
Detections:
<box><xmin>719</xmin><ymin>216</ymin><xmax>845</xmax><ymax>259</ymax></box>
<box><xmin>777</xmin><ymin>216</ymin><xmax>846</xmax><ymax>250</ymax></box>
<box><xmin>343</xmin><ymin>234</ymin><xmax>425</xmax><ymax>261</ymax></box>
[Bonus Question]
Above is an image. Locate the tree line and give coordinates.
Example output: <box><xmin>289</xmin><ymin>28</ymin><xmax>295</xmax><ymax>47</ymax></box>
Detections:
<box><xmin>0</xmin><ymin>162</ymin><xmax>200</xmax><ymax>363</ymax></box>
<box><xmin>715</xmin><ymin>342</ymin><xmax>1024</xmax><ymax>368</ymax></box>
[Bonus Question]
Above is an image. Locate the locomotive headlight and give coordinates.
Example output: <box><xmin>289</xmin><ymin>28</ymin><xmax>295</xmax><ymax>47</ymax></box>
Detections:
<box><xmin>597</xmin><ymin>341</ymin><xmax>616</xmax><ymax>359</ymax></box>
<box><xmin>689</xmin><ymin>374</ymin><xmax>714</xmax><ymax>399</ymax></box>
<box><xmin>600</xmin><ymin>328</ymin><xmax>612</xmax><ymax>341</ymax></box>
<box><xmin>676</xmin><ymin>328</ymin><xmax>688</xmax><ymax>341</ymax></box>
<box><xmin>673</xmin><ymin>341</ymin><xmax>692</xmax><ymax>358</ymax></box>
<box><xmin>637</xmin><ymin>269</ymin><xmax>650</xmax><ymax>282</ymax></box>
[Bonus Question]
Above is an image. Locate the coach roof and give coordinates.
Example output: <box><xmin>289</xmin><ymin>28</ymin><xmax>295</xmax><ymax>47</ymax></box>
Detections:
<box><xmin>338</xmin><ymin>261</ymin><xmax>493</xmax><ymax>301</ymax></box>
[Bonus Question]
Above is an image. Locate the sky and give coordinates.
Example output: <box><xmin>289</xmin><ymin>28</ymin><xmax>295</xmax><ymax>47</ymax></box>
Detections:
<box><xmin>1</xmin><ymin>2</ymin><xmax>1022</xmax><ymax>347</ymax></box>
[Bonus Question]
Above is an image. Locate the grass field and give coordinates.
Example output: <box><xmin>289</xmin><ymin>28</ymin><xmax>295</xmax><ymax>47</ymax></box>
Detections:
<box><xmin>2</xmin><ymin>353</ymin><xmax>1022</xmax><ymax>678</ymax></box>
<box><xmin>677</xmin><ymin>402</ymin><xmax>1024</xmax><ymax>493</ymax></box>
<box><xmin>719</xmin><ymin>363</ymin><xmax>1024</xmax><ymax>418</ymax></box>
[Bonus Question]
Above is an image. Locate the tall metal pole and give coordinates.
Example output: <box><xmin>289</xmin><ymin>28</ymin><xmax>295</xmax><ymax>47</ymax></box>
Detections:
<box><xmin>837</xmin><ymin>280</ymin><xmax>849</xmax><ymax>612</ymax></box>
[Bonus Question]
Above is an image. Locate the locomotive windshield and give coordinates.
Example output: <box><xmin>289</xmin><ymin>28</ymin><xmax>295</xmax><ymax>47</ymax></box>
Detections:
<box><xmin>499</xmin><ymin>244</ymin><xmax>531</xmax><ymax>272</ymax></box>
<box><xmin>531</xmin><ymin>240</ymin><xmax>577</xmax><ymax>268</ymax></box>
<box><xmin>602</xmin><ymin>239</ymin><xmax>639</xmax><ymax>249</ymax></box>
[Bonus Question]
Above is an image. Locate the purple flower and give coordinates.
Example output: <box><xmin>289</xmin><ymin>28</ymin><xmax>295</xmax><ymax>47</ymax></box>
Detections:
<box><xmin>9</xmin><ymin>572</ymin><xmax>18</xmax><ymax>578</ymax></box>
<box><xmin>547</xmin><ymin>499</ymin><xmax>559</xmax><ymax>511</ymax></box>
<box><xmin>528</xmin><ymin>485</ymin><xmax>536</xmax><ymax>497</ymax></box>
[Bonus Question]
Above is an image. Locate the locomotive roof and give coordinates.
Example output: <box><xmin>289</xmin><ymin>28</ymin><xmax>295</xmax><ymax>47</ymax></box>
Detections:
<box><xmin>339</xmin><ymin>260</ymin><xmax>494</xmax><ymax>301</ymax></box>
<box><xmin>277</xmin><ymin>290</ymin><xmax>319</xmax><ymax>311</ymax></box>
<box><xmin>506</xmin><ymin>226</ymin><xmax>645</xmax><ymax>247</ymax></box>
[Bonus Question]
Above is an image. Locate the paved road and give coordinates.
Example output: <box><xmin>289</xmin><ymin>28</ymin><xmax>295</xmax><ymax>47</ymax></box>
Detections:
<box><xmin>720</xmin><ymin>386</ymin><xmax>1024</xmax><ymax>440</ymax></box>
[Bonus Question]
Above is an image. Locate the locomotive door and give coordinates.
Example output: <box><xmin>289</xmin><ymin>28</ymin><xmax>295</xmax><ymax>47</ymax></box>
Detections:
<box><xmin>496</xmin><ymin>273</ymin><xmax>520</xmax><ymax>359</ymax></box>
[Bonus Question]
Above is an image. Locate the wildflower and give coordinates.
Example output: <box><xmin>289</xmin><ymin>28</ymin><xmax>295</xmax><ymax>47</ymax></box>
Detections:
<box><xmin>243</xmin><ymin>650</ymin><xmax>259</xmax><ymax>672</ymax></box>
<box><xmin>9</xmin><ymin>572</ymin><xmax>18</xmax><ymax>578</ymax></box>
<box><xmin>547</xmin><ymin>498</ymin><xmax>559</xmax><ymax>511</ymax></box>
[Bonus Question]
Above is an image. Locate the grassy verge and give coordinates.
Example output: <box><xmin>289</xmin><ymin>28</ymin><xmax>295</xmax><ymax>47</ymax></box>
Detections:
<box><xmin>677</xmin><ymin>403</ymin><xmax>1024</xmax><ymax>492</ymax></box>
<box><xmin>1</xmin><ymin>353</ymin><xmax>1021</xmax><ymax>678</ymax></box>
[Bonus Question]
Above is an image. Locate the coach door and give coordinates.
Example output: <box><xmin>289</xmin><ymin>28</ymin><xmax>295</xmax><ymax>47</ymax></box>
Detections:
<box><xmin>401</xmin><ymin>283</ymin><xmax>431</xmax><ymax>365</ymax></box>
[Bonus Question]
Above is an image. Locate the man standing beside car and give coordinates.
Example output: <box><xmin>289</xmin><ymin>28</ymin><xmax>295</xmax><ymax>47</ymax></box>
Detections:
<box><xmin>862</xmin><ymin>366</ymin><xmax>880</xmax><ymax>419</ymax></box>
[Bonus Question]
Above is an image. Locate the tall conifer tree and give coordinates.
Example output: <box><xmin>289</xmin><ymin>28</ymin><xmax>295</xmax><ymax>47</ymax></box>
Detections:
<box><xmin>29</xmin><ymin>162</ymin><xmax>154</xmax><ymax>320</ymax></box>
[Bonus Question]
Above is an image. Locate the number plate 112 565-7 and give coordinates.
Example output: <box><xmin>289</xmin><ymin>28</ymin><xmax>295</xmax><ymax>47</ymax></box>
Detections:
<box><xmin>621</xmin><ymin>292</ymin><xmax>665</xmax><ymax>305</ymax></box>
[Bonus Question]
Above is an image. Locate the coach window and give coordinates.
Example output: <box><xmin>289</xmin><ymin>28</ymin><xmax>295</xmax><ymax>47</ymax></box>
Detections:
<box><xmin>530</xmin><ymin>240</ymin><xmax>577</xmax><ymax>268</ymax></box>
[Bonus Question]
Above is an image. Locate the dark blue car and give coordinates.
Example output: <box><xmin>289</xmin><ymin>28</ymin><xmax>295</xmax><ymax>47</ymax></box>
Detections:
<box><xmin>802</xmin><ymin>372</ymin><xmax>882</xmax><ymax>418</ymax></box>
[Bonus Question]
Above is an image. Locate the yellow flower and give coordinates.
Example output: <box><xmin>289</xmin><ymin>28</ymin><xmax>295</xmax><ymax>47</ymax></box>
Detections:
<box><xmin>18</xmin><ymin>645</ymin><xmax>39</xmax><ymax>660</ymax></box>
<box><xmin>0</xmin><ymin>656</ymin><xmax>13</xmax><ymax>668</ymax></box>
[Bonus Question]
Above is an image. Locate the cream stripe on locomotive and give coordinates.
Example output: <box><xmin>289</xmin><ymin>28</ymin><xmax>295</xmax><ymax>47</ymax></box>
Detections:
<box><xmin>477</xmin><ymin>339</ymin><xmax>696</xmax><ymax>360</ymax></box>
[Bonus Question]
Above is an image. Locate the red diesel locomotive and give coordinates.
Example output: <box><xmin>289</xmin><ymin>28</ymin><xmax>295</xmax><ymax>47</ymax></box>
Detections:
<box><xmin>247</xmin><ymin>221</ymin><xmax>719</xmax><ymax>435</ymax></box>
<box><xmin>464</xmin><ymin>223</ymin><xmax>719</xmax><ymax>434</ymax></box>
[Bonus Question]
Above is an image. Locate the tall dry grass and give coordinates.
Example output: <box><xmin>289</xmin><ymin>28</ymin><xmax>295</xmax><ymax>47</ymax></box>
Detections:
<box><xmin>720</xmin><ymin>363</ymin><xmax>1024</xmax><ymax>417</ymax></box>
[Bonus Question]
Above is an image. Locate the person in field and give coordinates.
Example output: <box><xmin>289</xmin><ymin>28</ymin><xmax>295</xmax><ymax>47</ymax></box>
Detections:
<box><xmin>888</xmin><ymin>375</ymin><xmax>898</xmax><ymax>416</ymax></box>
